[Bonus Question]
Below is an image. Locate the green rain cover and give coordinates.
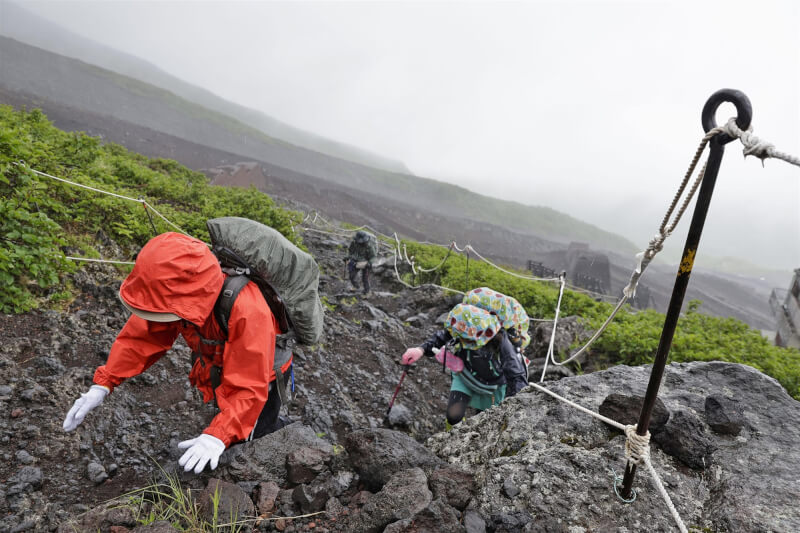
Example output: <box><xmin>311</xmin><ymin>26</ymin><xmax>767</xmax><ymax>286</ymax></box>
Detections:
<box><xmin>207</xmin><ymin>217</ymin><xmax>324</xmax><ymax>345</ymax></box>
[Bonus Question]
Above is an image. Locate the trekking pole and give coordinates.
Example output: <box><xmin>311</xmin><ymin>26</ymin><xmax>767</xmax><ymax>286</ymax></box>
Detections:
<box><xmin>384</xmin><ymin>368</ymin><xmax>409</xmax><ymax>421</ymax></box>
<box><xmin>619</xmin><ymin>88</ymin><xmax>752</xmax><ymax>499</ymax></box>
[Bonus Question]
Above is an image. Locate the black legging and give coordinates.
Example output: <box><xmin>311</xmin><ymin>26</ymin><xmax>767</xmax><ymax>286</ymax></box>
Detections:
<box><xmin>446</xmin><ymin>390</ymin><xmax>472</xmax><ymax>426</ymax></box>
<box><xmin>249</xmin><ymin>369</ymin><xmax>292</xmax><ymax>440</ymax></box>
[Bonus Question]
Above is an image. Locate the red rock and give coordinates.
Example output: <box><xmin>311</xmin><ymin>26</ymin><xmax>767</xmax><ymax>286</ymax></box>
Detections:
<box><xmin>10</xmin><ymin>409</ymin><xmax>23</xmax><ymax>418</ymax></box>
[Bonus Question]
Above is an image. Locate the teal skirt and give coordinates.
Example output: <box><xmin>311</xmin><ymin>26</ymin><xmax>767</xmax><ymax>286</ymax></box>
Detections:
<box><xmin>451</xmin><ymin>372</ymin><xmax>507</xmax><ymax>411</ymax></box>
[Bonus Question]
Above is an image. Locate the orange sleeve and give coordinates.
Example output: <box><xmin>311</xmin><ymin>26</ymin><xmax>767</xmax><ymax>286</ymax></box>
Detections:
<box><xmin>93</xmin><ymin>315</ymin><xmax>180</xmax><ymax>392</ymax></box>
<box><xmin>203</xmin><ymin>284</ymin><xmax>279</xmax><ymax>446</ymax></box>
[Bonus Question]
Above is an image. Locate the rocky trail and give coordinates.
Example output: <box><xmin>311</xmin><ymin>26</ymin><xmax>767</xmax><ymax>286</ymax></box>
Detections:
<box><xmin>1</xmin><ymin>223</ymin><xmax>798</xmax><ymax>533</ymax></box>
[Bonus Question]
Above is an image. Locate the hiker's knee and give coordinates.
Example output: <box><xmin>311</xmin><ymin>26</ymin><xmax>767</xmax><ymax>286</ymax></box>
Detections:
<box><xmin>446</xmin><ymin>391</ymin><xmax>469</xmax><ymax>425</ymax></box>
<box><xmin>446</xmin><ymin>409</ymin><xmax>465</xmax><ymax>427</ymax></box>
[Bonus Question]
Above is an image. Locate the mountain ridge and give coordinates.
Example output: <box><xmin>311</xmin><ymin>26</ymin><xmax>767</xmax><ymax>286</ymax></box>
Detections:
<box><xmin>0</xmin><ymin>0</ymin><xmax>412</xmax><ymax>175</ymax></box>
<box><xmin>0</xmin><ymin>33</ymin><xmax>639</xmax><ymax>256</ymax></box>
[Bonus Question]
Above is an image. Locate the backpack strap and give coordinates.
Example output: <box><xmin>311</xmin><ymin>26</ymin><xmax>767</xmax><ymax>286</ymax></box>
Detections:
<box><xmin>214</xmin><ymin>274</ymin><xmax>251</xmax><ymax>337</ymax></box>
<box><xmin>273</xmin><ymin>332</ymin><xmax>296</xmax><ymax>405</ymax></box>
<box><xmin>212</xmin><ymin>274</ymin><xmax>294</xmax><ymax>406</ymax></box>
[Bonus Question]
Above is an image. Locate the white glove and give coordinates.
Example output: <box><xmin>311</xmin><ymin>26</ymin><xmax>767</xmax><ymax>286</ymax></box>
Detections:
<box><xmin>178</xmin><ymin>434</ymin><xmax>226</xmax><ymax>474</ymax></box>
<box><xmin>63</xmin><ymin>385</ymin><xmax>109</xmax><ymax>432</ymax></box>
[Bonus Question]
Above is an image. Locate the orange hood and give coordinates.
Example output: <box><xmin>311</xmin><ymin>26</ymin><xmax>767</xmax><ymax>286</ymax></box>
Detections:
<box><xmin>119</xmin><ymin>232</ymin><xmax>224</xmax><ymax>325</ymax></box>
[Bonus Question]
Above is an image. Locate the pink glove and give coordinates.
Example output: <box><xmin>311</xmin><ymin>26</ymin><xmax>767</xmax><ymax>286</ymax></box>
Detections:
<box><xmin>401</xmin><ymin>347</ymin><xmax>424</xmax><ymax>366</ymax></box>
<box><xmin>435</xmin><ymin>346</ymin><xmax>464</xmax><ymax>372</ymax></box>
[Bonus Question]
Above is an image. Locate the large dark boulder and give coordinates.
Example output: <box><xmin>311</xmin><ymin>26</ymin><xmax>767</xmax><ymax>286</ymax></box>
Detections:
<box><xmin>344</xmin><ymin>428</ymin><xmax>445</xmax><ymax>490</ymax></box>
<box><xmin>335</xmin><ymin>467</ymin><xmax>432</xmax><ymax>533</ymax></box>
<box><xmin>216</xmin><ymin>423</ymin><xmax>333</xmax><ymax>484</ymax></box>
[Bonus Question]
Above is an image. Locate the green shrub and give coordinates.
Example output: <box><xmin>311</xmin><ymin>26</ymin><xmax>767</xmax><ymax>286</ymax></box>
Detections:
<box><xmin>0</xmin><ymin>105</ymin><xmax>301</xmax><ymax>313</ymax></box>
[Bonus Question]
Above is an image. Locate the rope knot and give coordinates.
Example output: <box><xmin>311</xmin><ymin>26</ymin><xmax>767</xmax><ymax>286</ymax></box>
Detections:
<box><xmin>647</xmin><ymin>232</ymin><xmax>668</xmax><ymax>255</ymax></box>
<box><xmin>624</xmin><ymin>424</ymin><xmax>650</xmax><ymax>465</ymax></box>
<box><xmin>723</xmin><ymin>118</ymin><xmax>774</xmax><ymax>163</ymax></box>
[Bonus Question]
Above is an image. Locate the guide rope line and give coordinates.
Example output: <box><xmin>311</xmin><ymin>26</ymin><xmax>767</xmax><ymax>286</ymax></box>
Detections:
<box><xmin>624</xmin><ymin>126</ymin><xmax>721</xmax><ymax>301</ymax></box>
<box><xmin>415</xmin><ymin>242</ymin><xmax>456</xmax><ymax>273</ymax></box>
<box><xmin>12</xmin><ymin>161</ymin><xmax>192</xmax><ymax>237</ymax></box>
<box><xmin>529</xmin><ymin>382</ymin><xmax>687</xmax><ymax>532</ymax></box>
<box><xmin>464</xmin><ymin>244</ymin><xmax>561</xmax><ymax>282</ymax></box>
<box><xmin>539</xmin><ymin>275</ymin><xmax>567</xmax><ymax>381</ymax></box>
<box><xmin>65</xmin><ymin>256</ymin><xmax>135</xmax><ymax>265</ymax></box>
<box><xmin>301</xmin><ymin>211</ymin><xmax>562</xmax><ymax>283</ymax></box>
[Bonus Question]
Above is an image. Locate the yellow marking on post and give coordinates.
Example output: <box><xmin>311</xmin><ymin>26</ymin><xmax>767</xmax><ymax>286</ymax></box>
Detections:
<box><xmin>679</xmin><ymin>248</ymin><xmax>696</xmax><ymax>275</ymax></box>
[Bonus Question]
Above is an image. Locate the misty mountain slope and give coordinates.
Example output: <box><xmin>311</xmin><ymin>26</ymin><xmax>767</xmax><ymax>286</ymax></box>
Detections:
<box><xmin>0</xmin><ymin>34</ymin><xmax>638</xmax><ymax>256</ymax></box>
<box><xmin>0</xmin><ymin>79</ymin><xmax>775</xmax><ymax>329</ymax></box>
<box><xmin>0</xmin><ymin>0</ymin><xmax>411</xmax><ymax>175</ymax></box>
<box><xmin>211</xmin><ymin>161</ymin><xmax>779</xmax><ymax>330</ymax></box>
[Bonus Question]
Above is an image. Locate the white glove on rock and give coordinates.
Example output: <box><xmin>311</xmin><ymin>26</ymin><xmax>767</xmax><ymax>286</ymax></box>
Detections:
<box><xmin>63</xmin><ymin>385</ymin><xmax>109</xmax><ymax>432</ymax></box>
<box><xmin>178</xmin><ymin>434</ymin><xmax>226</xmax><ymax>474</ymax></box>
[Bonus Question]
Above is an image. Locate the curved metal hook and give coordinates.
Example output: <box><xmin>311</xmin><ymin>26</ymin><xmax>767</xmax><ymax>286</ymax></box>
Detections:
<box><xmin>701</xmin><ymin>88</ymin><xmax>752</xmax><ymax>144</ymax></box>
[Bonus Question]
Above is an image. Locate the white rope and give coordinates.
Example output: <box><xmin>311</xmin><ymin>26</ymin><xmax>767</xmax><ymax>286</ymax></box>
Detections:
<box><xmin>545</xmin><ymin>295</ymin><xmax>629</xmax><ymax>367</ymax></box>
<box><xmin>416</xmin><ymin>242</ymin><xmax>456</xmax><ymax>273</ymax></box>
<box><xmin>624</xmin><ymin>425</ymin><xmax>651</xmax><ymax>465</ymax></box>
<box><xmin>297</xmin><ymin>216</ymin><xmax>463</xmax><ymax>295</ymax></box>
<box><xmin>623</xmin><ymin>127</ymin><xmax>721</xmax><ymax>299</ymax></box>
<box><xmin>722</xmin><ymin>118</ymin><xmax>800</xmax><ymax>167</ymax></box>
<box><xmin>14</xmin><ymin>161</ymin><xmax>143</xmax><ymax>202</ymax></box>
<box><xmin>540</xmin><ymin>275</ymin><xmax>566</xmax><ymax>381</ymax></box>
<box><xmin>13</xmin><ymin>161</ymin><xmax>193</xmax><ymax>237</ymax></box>
<box><xmin>644</xmin><ymin>458</ymin><xmax>689</xmax><ymax>533</ymax></box>
<box><xmin>65</xmin><ymin>256</ymin><xmax>135</xmax><ymax>265</ymax></box>
<box><xmin>390</xmin><ymin>238</ymin><xmax>464</xmax><ymax>295</ymax></box>
<box><xmin>529</xmin><ymin>382</ymin><xmax>625</xmax><ymax>430</ymax></box>
<box><xmin>465</xmin><ymin>245</ymin><xmax>561</xmax><ymax>282</ymax></box>
<box><xmin>529</xmin><ymin>383</ymin><xmax>688</xmax><ymax>533</ymax></box>
<box><xmin>300</xmin><ymin>212</ymin><xmax>561</xmax><ymax>283</ymax></box>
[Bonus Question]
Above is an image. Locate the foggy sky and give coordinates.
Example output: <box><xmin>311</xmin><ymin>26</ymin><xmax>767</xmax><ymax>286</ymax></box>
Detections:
<box><xmin>13</xmin><ymin>0</ymin><xmax>800</xmax><ymax>271</ymax></box>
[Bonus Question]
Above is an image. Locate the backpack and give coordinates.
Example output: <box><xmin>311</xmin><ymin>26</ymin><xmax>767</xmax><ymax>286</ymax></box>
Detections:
<box><xmin>204</xmin><ymin>217</ymin><xmax>324</xmax><ymax>407</ymax></box>
<box><xmin>445</xmin><ymin>303</ymin><xmax>501</xmax><ymax>351</ymax></box>
<box><xmin>462</xmin><ymin>287</ymin><xmax>530</xmax><ymax>350</ymax></box>
<box><xmin>206</xmin><ymin>217</ymin><xmax>324</xmax><ymax>346</ymax></box>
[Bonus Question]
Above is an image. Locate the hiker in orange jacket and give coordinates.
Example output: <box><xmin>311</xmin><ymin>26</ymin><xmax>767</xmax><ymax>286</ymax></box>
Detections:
<box><xmin>62</xmin><ymin>232</ymin><xmax>293</xmax><ymax>474</ymax></box>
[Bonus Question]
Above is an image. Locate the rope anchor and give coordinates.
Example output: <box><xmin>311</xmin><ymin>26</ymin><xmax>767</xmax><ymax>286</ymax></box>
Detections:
<box><xmin>619</xmin><ymin>89</ymin><xmax>752</xmax><ymax>503</ymax></box>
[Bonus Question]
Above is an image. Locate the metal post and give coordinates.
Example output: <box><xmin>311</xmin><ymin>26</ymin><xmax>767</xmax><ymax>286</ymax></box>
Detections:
<box><xmin>619</xmin><ymin>89</ymin><xmax>752</xmax><ymax>499</ymax></box>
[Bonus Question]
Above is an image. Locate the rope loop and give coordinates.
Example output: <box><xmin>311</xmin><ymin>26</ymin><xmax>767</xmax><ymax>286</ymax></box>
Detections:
<box><xmin>624</xmin><ymin>425</ymin><xmax>651</xmax><ymax>465</ymax></box>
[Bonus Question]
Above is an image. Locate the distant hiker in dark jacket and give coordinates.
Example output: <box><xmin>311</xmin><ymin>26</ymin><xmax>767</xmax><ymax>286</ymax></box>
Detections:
<box><xmin>346</xmin><ymin>230</ymin><xmax>377</xmax><ymax>294</ymax></box>
<box><xmin>401</xmin><ymin>303</ymin><xmax>528</xmax><ymax>429</ymax></box>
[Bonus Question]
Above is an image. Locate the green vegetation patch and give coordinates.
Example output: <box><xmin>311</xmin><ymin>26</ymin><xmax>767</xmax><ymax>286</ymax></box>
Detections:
<box><xmin>403</xmin><ymin>240</ymin><xmax>800</xmax><ymax>400</ymax></box>
<box><xmin>0</xmin><ymin>106</ymin><xmax>302</xmax><ymax>313</ymax></box>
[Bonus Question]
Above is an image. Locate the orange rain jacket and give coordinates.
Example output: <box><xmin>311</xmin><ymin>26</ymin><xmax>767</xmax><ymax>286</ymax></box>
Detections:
<box><xmin>92</xmin><ymin>232</ymin><xmax>292</xmax><ymax>447</ymax></box>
